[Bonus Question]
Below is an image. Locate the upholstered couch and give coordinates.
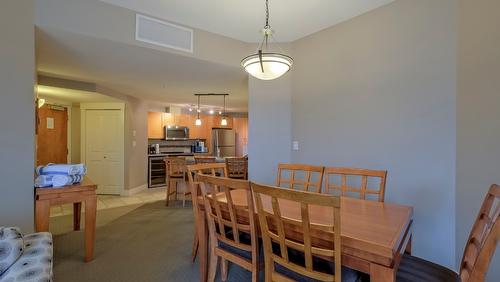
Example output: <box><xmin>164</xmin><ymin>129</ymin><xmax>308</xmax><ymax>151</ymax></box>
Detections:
<box><xmin>0</xmin><ymin>227</ymin><xmax>53</xmax><ymax>282</ymax></box>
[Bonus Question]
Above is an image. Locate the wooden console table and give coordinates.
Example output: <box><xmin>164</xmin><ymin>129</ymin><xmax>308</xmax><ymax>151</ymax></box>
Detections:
<box><xmin>35</xmin><ymin>179</ymin><xmax>97</xmax><ymax>262</ymax></box>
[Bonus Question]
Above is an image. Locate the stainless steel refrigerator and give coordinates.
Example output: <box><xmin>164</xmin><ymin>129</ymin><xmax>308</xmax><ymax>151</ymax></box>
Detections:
<box><xmin>212</xmin><ymin>128</ymin><xmax>236</xmax><ymax>157</ymax></box>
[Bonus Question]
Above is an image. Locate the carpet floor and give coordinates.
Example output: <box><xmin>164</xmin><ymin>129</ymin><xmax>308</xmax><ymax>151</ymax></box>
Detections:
<box><xmin>53</xmin><ymin>201</ymin><xmax>253</xmax><ymax>282</ymax></box>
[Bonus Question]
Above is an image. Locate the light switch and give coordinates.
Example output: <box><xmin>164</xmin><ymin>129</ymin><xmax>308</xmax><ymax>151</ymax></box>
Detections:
<box><xmin>292</xmin><ymin>141</ymin><xmax>299</xmax><ymax>151</ymax></box>
<box><xmin>132</xmin><ymin>140</ymin><xmax>136</xmax><ymax>147</ymax></box>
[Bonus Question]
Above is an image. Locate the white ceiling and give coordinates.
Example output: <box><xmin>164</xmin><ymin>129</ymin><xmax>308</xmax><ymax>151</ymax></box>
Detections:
<box><xmin>99</xmin><ymin>0</ymin><xmax>394</xmax><ymax>42</ymax></box>
<box><xmin>36</xmin><ymin>28</ymin><xmax>249</xmax><ymax>112</ymax></box>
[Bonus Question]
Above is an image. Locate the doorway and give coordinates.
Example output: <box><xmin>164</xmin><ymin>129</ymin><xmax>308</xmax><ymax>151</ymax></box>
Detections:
<box><xmin>36</xmin><ymin>104</ymin><xmax>69</xmax><ymax>165</ymax></box>
<box><xmin>81</xmin><ymin>103</ymin><xmax>125</xmax><ymax>195</ymax></box>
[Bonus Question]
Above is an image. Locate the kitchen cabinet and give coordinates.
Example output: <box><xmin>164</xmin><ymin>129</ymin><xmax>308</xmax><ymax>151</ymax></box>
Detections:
<box><xmin>233</xmin><ymin>117</ymin><xmax>248</xmax><ymax>156</ymax></box>
<box><xmin>147</xmin><ymin>112</ymin><xmax>164</xmax><ymax>139</ymax></box>
<box><xmin>147</xmin><ymin>113</ymin><xmax>246</xmax><ymax>155</ymax></box>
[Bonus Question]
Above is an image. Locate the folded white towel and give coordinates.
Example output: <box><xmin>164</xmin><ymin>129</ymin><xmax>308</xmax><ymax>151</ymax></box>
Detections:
<box><xmin>36</xmin><ymin>164</ymin><xmax>87</xmax><ymax>176</ymax></box>
<box><xmin>35</xmin><ymin>175</ymin><xmax>83</xmax><ymax>188</ymax></box>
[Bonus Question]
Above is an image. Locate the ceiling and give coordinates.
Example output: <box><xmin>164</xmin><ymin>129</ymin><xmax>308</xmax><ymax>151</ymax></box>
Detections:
<box><xmin>99</xmin><ymin>0</ymin><xmax>394</xmax><ymax>42</ymax></box>
<box><xmin>36</xmin><ymin>27</ymin><xmax>249</xmax><ymax>112</ymax></box>
<box><xmin>37</xmin><ymin>85</ymin><xmax>120</xmax><ymax>103</ymax></box>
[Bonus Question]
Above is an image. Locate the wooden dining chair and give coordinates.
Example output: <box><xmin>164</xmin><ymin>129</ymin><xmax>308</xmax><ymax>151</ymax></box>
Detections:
<box><xmin>252</xmin><ymin>182</ymin><xmax>360</xmax><ymax>282</ymax></box>
<box><xmin>164</xmin><ymin>157</ymin><xmax>187</xmax><ymax>207</ymax></box>
<box><xmin>396</xmin><ymin>184</ymin><xmax>500</xmax><ymax>282</ymax></box>
<box><xmin>225</xmin><ymin>157</ymin><xmax>248</xmax><ymax>180</ymax></box>
<box><xmin>198</xmin><ymin>174</ymin><xmax>259</xmax><ymax>282</ymax></box>
<box><xmin>186</xmin><ymin>163</ymin><xmax>228</xmax><ymax>262</ymax></box>
<box><xmin>195</xmin><ymin>156</ymin><xmax>217</xmax><ymax>164</ymax></box>
<box><xmin>276</xmin><ymin>163</ymin><xmax>325</xmax><ymax>193</ymax></box>
<box><xmin>324</xmin><ymin>167</ymin><xmax>387</xmax><ymax>202</ymax></box>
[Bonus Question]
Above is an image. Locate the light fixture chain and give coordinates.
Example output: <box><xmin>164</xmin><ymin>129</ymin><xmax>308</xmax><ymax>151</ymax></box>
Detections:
<box><xmin>265</xmin><ymin>0</ymin><xmax>270</xmax><ymax>28</ymax></box>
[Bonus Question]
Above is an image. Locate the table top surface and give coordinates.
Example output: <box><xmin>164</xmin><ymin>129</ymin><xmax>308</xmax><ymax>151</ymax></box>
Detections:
<box><xmin>212</xmin><ymin>189</ymin><xmax>413</xmax><ymax>260</ymax></box>
<box><xmin>35</xmin><ymin>178</ymin><xmax>96</xmax><ymax>195</ymax></box>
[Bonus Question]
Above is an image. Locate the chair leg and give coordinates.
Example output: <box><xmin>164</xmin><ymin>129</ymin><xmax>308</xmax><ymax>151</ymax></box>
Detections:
<box><xmin>207</xmin><ymin>249</ymin><xmax>218</xmax><ymax>282</ymax></box>
<box><xmin>221</xmin><ymin>258</ymin><xmax>228</xmax><ymax>281</ymax></box>
<box><xmin>165</xmin><ymin>180</ymin><xmax>171</xmax><ymax>206</ymax></box>
<box><xmin>251</xmin><ymin>258</ymin><xmax>259</xmax><ymax>282</ymax></box>
<box><xmin>264</xmin><ymin>253</ymin><xmax>272</xmax><ymax>282</ymax></box>
<box><xmin>191</xmin><ymin>231</ymin><xmax>199</xmax><ymax>262</ymax></box>
<box><xmin>174</xmin><ymin>181</ymin><xmax>178</xmax><ymax>201</ymax></box>
<box><xmin>183</xmin><ymin>182</ymin><xmax>187</xmax><ymax>207</ymax></box>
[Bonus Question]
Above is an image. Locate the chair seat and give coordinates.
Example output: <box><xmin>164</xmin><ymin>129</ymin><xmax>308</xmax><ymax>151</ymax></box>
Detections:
<box><xmin>273</xmin><ymin>245</ymin><xmax>360</xmax><ymax>282</ymax></box>
<box><xmin>396</xmin><ymin>254</ymin><xmax>460</xmax><ymax>282</ymax></box>
<box><xmin>218</xmin><ymin>231</ymin><xmax>254</xmax><ymax>261</ymax></box>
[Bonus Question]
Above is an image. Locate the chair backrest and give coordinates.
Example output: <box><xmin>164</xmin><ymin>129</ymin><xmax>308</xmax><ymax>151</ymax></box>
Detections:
<box><xmin>252</xmin><ymin>182</ymin><xmax>342</xmax><ymax>281</ymax></box>
<box><xmin>324</xmin><ymin>167</ymin><xmax>387</xmax><ymax>202</ymax></box>
<box><xmin>276</xmin><ymin>163</ymin><xmax>325</xmax><ymax>193</ymax></box>
<box><xmin>186</xmin><ymin>163</ymin><xmax>228</xmax><ymax>208</ymax></box>
<box><xmin>164</xmin><ymin>157</ymin><xmax>186</xmax><ymax>178</ymax></box>
<box><xmin>195</xmin><ymin>156</ymin><xmax>216</xmax><ymax>164</ymax></box>
<box><xmin>460</xmin><ymin>184</ymin><xmax>500</xmax><ymax>282</ymax></box>
<box><xmin>197</xmin><ymin>174</ymin><xmax>258</xmax><ymax>262</ymax></box>
<box><xmin>225</xmin><ymin>157</ymin><xmax>248</xmax><ymax>179</ymax></box>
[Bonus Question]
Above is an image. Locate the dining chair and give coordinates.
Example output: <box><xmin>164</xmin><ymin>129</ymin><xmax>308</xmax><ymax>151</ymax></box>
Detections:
<box><xmin>276</xmin><ymin>163</ymin><xmax>325</xmax><ymax>193</ymax></box>
<box><xmin>198</xmin><ymin>174</ymin><xmax>259</xmax><ymax>282</ymax></box>
<box><xmin>225</xmin><ymin>157</ymin><xmax>248</xmax><ymax>180</ymax></box>
<box><xmin>186</xmin><ymin>163</ymin><xmax>228</xmax><ymax>262</ymax></box>
<box><xmin>324</xmin><ymin>167</ymin><xmax>387</xmax><ymax>202</ymax></box>
<box><xmin>397</xmin><ymin>184</ymin><xmax>499</xmax><ymax>282</ymax></box>
<box><xmin>164</xmin><ymin>157</ymin><xmax>187</xmax><ymax>207</ymax></box>
<box><xmin>252</xmin><ymin>182</ymin><xmax>360</xmax><ymax>282</ymax></box>
<box><xmin>195</xmin><ymin>156</ymin><xmax>217</xmax><ymax>164</ymax></box>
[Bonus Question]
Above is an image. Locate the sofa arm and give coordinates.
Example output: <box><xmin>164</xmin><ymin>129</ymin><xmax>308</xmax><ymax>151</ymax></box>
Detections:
<box><xmin>0</xmin><ymin>232</ymin><xmax>53</xmax><ymax>282</ymax></box>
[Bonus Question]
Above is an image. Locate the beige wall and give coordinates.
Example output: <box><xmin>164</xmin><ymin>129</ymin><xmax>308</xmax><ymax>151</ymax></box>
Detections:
<box><xmin>248</xmin><ymin>76</ymin><xmax>292</xmax><ymax>184</ymax></box>
<box><xmin>71</xmin><ymin>105</ymin><xmax>81</xmax><ymax>163</ymax></box>
<box><xmin>457</xmin><ymin>0</ymin><xmax>500</xmax><ymax>280</ymax></box>
<box><xmin>290</xmin><ymin>0</ymin><xmax>457</xmax><ymax>268</ymax></box>
<box><xmin>0</xmin><ymin>0</ymin><xmax>36</xmax><ymax>232</ymax></box>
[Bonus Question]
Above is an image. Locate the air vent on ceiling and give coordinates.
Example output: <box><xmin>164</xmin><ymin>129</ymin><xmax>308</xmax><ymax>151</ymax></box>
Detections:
<box><xmin>135</xmin><ymin>14</ymin><xmax>193</xmax><ymax>53</ymax></box>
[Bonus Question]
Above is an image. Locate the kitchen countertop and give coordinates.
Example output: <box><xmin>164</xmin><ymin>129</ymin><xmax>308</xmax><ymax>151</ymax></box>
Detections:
<box><xmin>148</xmin><ymin>154</ymin><xmax>225</xmax><ymax>163</ymax></box>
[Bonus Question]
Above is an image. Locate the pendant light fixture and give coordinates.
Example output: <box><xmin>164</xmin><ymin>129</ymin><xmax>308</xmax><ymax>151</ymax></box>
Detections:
<box><xmin>220</xmin><ymin>95</ymin><xmax>228</xmax><ymax>126</ymax></box>
<box><xmin>241</xmin><ymin>0</ymin><xmax>293</xmax><ymax>80</ymax></box>
<box><xmin>195</xmin><ymin>95</ymin><xmax>202</xmax><ymax>126</ymax></box>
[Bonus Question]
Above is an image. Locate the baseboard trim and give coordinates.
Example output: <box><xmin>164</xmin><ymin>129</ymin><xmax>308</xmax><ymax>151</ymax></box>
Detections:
<box><xmin>122</xmin><ymin>184</ymin><xmax>148</xmax><ymax>196</ymax></box>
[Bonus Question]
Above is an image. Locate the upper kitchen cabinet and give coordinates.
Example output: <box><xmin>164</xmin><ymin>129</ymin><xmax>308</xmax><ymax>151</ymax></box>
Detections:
<box><xmin>148</xmin><ymin>112</ymin><xmax>164</xmax><ymax>139</ymax></box>
<box><xmin>147</xmin><ymin>112</ymin><xmax>241</xmax><ymax>140</ymax></box>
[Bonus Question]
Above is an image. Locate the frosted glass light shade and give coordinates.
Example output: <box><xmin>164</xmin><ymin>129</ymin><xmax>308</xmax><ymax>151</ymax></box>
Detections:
<box><xmin>195</xmin><ymin>118</ymin><xmax>202</xmax><ymax>126</ymax></box>
<box><xmin>220</xmin><ymin>117</ymin><xmax>228</xmax><ymax>126</ymax></box>
<box><xmin>241</xmin><ymin>52</ymin><xmax>293</xmax><ymax>80</ymax></box>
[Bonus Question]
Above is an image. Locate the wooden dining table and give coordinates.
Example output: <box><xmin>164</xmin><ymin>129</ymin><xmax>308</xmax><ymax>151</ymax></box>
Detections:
<box><xmin>196</xmin><ymin>189</ymin><xmax>413</xmax><ymax>282</ymax></box>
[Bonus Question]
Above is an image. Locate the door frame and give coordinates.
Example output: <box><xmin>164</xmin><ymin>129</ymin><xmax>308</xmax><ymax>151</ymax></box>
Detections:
<box><xmin>80</xmin><ymin>102</ymin><xmax>125</xmax><ymax>195</ymax></box>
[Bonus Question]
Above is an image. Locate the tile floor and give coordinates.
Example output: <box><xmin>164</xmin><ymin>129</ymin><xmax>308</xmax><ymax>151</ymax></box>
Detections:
<box><xmin>49</xmin><ymin>187</ymin><xmax>167</xmax><ymax>217</ymax></box>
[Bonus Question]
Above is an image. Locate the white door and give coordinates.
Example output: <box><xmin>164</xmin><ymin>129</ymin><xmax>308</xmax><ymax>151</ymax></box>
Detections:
<box><xmin>84</xmin><ymin>109</ymin><xmax>124</xmax><ymax>195</ymax></box>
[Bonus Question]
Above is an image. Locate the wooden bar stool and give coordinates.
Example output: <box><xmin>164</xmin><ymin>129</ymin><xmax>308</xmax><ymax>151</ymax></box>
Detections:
<box><xmin>225</xmin><ymin>157</ymin><xmax>248</xmax><ymax>180</ymax></box>
<box><xmin>164</xmin><ymin>157</ymin><xmax>187</xmax><ymax>206</ymax></box>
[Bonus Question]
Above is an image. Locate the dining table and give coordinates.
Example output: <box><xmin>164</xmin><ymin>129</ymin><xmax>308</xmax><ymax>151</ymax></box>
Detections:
<box><xmin>196</xmin><ymin>189</ymin><xmax>413</xmax><ymax>282</ymax></box>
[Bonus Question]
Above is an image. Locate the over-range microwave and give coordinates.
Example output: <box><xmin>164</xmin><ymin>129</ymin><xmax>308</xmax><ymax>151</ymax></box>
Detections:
<box><xmin>164</xmin><ymin>125</ymin><xmax>189</xmax><ymax>140</ymax></box>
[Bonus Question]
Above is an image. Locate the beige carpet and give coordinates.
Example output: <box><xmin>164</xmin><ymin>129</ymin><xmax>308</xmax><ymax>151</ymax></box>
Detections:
<box><xmin>51</xmin><ymin>201</ymin><xmax>253</xmax><ymax>282</ymax></box>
